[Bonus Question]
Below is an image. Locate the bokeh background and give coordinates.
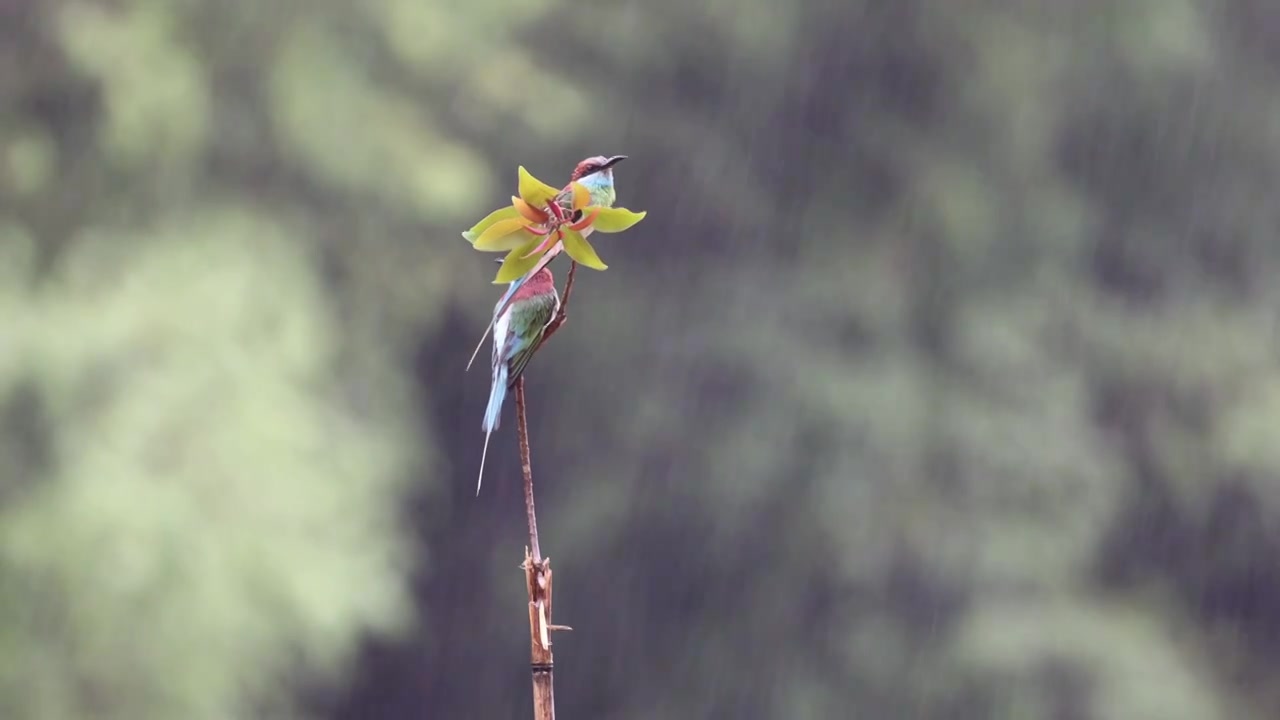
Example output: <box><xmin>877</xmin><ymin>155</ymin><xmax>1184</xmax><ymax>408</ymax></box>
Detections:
<box><xmin>4</xmin><ymin>0</ymin><xmax>1280</xmax><ymax>717</ymax></box>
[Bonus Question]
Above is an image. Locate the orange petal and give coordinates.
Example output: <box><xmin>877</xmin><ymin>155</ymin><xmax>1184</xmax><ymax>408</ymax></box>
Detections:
<box><xmin>568</xmin><ymin>209</ymin><xmax>600</xmax><ymax>231</ymax></box>
<box><xmin>512</xmin><ymin>196</ymin><xmax>549</xmax><ymax>223</ymax></box>
<box><xmin>521</xmin><ymin>231</ymin><xmax>561</xmax><ymax>259</ymax></box>
<box><xmin>570</xmin><ymin>181</ymin><xmax>590</xmax><ymax>211</ymax></box>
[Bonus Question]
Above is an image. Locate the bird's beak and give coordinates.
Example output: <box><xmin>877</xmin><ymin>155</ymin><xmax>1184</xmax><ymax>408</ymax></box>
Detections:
<box><xmin>602</xmin><ymin>155</ymin><xmax>627</xmax><ymax>169</ymax></box>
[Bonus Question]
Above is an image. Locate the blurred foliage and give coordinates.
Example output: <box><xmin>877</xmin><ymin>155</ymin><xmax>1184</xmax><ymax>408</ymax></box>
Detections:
<box><xmin>4</xmin><ymin>0</ymin><xmax>1280</xmax><ymax>718</ymax></box>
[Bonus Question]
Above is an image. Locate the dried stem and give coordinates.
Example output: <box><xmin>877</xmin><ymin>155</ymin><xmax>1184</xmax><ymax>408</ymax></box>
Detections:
<box><xmin>515</xmin><ymin>379</ymin><xmax>541</xmax><ymax>562</ymax></box>
<box><xmin>540</xmin><ymin>261</ymin><xmax>578</xmax><ymax>345</ymax></box>
<box><xmin>515</xmin><ymin>261</ymin><xmax>577</xmax><ymax>720</ymax></box>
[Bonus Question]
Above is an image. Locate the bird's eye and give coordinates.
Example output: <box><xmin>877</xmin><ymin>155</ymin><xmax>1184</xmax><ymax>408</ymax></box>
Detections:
<box><xmin>584</xmin><ymin>164</ymin><xmax>599</xmax><ymax>173</ymax></box>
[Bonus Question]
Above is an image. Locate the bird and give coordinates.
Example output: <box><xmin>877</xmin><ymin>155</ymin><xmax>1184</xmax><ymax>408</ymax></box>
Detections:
<box><xmin>476</xmin><ymin>258</ymin><xmax>561</xmax><ymax>495</ymax></box>
<box><xmin>568</xmin><ymin>153</ymin><xmax>625</xmax><ymax>209</ymax></box>
<box><xmin>466</xmin><ymin>155</ymin><xmax>627</xmax><ymax>372</ymax></box>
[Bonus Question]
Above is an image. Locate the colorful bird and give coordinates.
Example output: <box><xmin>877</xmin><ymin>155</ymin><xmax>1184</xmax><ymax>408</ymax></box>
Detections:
<box><xmin>466</xmin><ymin>154</ymin><xmax>627</xmax><ymax>372</ymax></box>
<box><xmin>476</xmin><ymin>259</ymin><xmax>561</xmax><ymax>495</ymax></box>
<box><xmin>568</xmin><ymin>153</ymin><xmax>626</xmax><ymax>209</ymax></box>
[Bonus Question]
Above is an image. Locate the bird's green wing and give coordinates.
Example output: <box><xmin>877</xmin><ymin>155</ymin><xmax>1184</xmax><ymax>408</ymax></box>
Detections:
<box><xmin>506</xmin><ymin>292</ymin><xmax>559</xmax><ymax>385</ymax></box>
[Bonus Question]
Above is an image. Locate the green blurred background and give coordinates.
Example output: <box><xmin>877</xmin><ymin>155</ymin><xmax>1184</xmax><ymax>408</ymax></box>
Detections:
<box><xmin>4</xmin><ymin>0</ymin><xmax>1280</xmax><ymax>717</ymax></box>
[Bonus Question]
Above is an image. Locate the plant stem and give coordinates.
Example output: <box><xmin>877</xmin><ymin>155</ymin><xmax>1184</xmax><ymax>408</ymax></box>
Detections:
<box><xmin>516</xmin><ymin>379</ymin><xmax>542</xmax><ymax>562</ymax></box>
<box><xmin>515</xmin><ymin>379</ymin><xmax>554</xmax><ymax>719</ymax></box>
<box><xmin>540</xmin><ymin>261</ymin><xmax>577</xmax><ymax>345</ymax></box>
<box><xmin>515</xmin><ymin>260</ymin><xmax>579</xmax><ymax>720</ymax></box>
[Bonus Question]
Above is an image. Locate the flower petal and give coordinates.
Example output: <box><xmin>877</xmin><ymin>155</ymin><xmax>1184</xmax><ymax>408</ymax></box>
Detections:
<box><xmin>494</xmin><ymin>237</ymin><xmax>547</xmax><ymax>283</ymax></box>
<box><xmin>462</xmin><ymin>206</ymin><xmax>522</xmax><ymax>244</ymax></box>
<box><xmin>512</xmin><ymin>196</ymin><xmax>549</xmax><ymax>224</ymax></box>
<box><xmin>568</xmin><ymin>209</ymin><xmax>599</xmax><ymax>231</ymax></box>
<box><xmin>474</xmin><ymin>217</ymin><xmax>533</xmax><ymax>251</ymax></box>
<box><xmin>517</xmin><ymin>166</ymin><xmax>559</xmax><ymax>208</ymax></box>
<box><xmin>588</xmin><ymin>207</ymin><xmax>647</xmax><ymax>233</ymax></box>
<box><xmin>546</xmin><ymin>197</ymin><xmax>565</xmax><ymax>221</ymax></box>
<box><xmin>560</xmin><ymin>228</ymin><xmax>608</xmax><ymax>270</ymax></box>
<box><xmin>521</xmin><ymin>232</ymin><xmax>561</xmax><ymax>259</ymax></box>
<box><xmin>570</xmin><ymin>181</ymin><xmax>590</xmax><ymax>211</ymax></box>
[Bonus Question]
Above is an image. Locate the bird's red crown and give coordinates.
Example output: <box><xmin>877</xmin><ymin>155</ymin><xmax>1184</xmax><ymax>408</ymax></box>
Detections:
<box><xmin>570</xmin><ymin>154</ymin><xmax>625</xmax><ymax>181</ymax></box>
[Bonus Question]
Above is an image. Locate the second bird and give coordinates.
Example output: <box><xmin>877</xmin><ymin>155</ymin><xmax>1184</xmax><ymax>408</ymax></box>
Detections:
<box><xmin>476</xmin><ymin>260</ymin><xmax>560</xmax><ymax>495</ymax></box>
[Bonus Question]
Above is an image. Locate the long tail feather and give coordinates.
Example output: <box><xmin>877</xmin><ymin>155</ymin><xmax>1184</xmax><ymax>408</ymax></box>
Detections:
<box><xmin>476</xmin><ymin>364</ymin><xmax>508</xmax><ymax>496</ymax></box>
<box><xmin>464</xmin><ymin>321</ymin><xmax>493</xmax><ymax>372</ymax></box>
<box><xmin>483</xmin><ymin>365</ymin><xmax>508</xmax><ymax>433</ymax></box>
<box><xmin>476</xmin><ymin>429</ymin><xmax>492</xmax><ymax>496</ymax></box>
<box><xmin>466</xmin><ymin>258</ymin><xmax>539</xmax><ymax>373</ymax></box>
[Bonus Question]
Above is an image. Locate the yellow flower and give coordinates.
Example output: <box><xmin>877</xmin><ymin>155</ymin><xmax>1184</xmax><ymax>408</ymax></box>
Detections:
<box><xmin>461</xmin><ymin>166</ymin><xmax>647</xmax><ymax>283</ymax></box>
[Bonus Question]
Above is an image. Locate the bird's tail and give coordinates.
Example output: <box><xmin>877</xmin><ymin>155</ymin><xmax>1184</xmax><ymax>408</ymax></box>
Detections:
<box><xmin>464</xmin><ymin>321</ymin><xmax>494</xmax><ymax>372</ymax></box>
<box><xmin>476</xmin><ymin>428</ymin><xmax>492</xmax><ymax>496</ymax></box>
<box><xmin>476</xmin><ymin>365</ymin><xmax>508</xmax><ymax>496</ymax></box>
<box><xmin>483</xmin><ymin>364</ymin><xmax>509</xmax><ymax>433</ymax></box>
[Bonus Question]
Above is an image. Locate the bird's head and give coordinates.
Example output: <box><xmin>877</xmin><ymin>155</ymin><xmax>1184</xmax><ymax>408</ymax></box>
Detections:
<box><xmin>570</xmin><ymin>154</ymin><xmax>626</xmax><ymax>184</ymax></box>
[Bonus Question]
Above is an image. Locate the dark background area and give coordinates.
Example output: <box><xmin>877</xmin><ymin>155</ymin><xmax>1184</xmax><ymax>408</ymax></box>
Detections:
<box><xmin>4</xmin><ymin>0</ymin><xmax>1280</xmax><ymax>717</ymax></box>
